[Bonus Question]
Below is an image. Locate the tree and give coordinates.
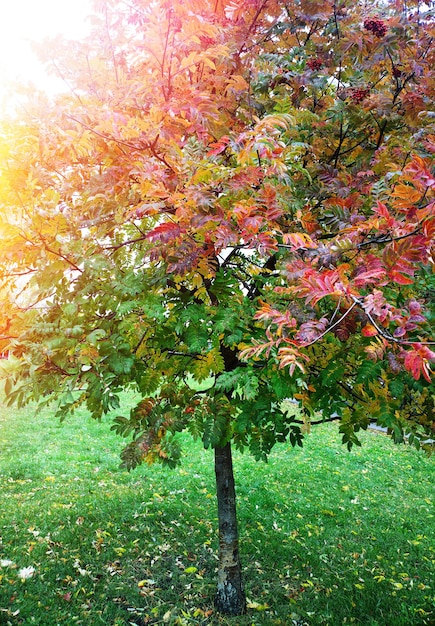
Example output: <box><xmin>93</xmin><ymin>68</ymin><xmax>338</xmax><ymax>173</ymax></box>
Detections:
<box><xmin>0</xmin><ymin>0</ymin><xmax>434</xmax><ymax>615</ymax></box>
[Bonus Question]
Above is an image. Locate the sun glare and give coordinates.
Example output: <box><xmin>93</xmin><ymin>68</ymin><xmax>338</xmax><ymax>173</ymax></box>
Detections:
<box><xmin>0</xmin><ymin>0</ymin><xmax>92</xmax><ymax>110</ymax></box>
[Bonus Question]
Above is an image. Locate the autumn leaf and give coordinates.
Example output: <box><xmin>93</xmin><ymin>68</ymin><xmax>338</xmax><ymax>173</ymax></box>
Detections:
<box><xmin>282</xmin><ymin>232</ymin><xmax>318</xmax><ymax>250</ymax></box>
<box><xmin>296</xmin><ymin>269</ymin><xmax>348</xmax><ymax>305</ymax></box>
<box><xmin>403</xmin><ymin>344</ymin><xmax>435</xmax><ymax>383</ymax></box>
<box><xmin>361</xmin><ymin>324</ymin><xmax>378</xmax><ymax>337</ymax></box>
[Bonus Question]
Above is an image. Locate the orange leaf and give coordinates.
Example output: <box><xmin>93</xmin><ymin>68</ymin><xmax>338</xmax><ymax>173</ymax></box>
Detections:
<box><xmin>391</xmin><ymin>184</ymin><xmax>422</xmax><ymax>208</ymax></box>
<box><xmin>417</xmin><ymin>201</ymin><xmax>435</xmax><ymax>222</ymax></box>
<box><xmin>282</xmin><ymin>232</ymin><xmax>317</xmax><ymax>250</ymax></box>
<box><xmin>362</xmin><ymin>324</ymin><xmax>378</xmax><ymax>337</ymax></box>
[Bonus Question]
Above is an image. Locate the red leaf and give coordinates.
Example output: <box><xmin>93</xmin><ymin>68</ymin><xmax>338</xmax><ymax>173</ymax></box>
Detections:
<box><xmin>146</xmin><ymin>222</ymin><xmax>183</xmax><ymax>243</ymax></box>
<box><xmin>404</xmin><ymin>344</ymin><xmax>435</xmax><ymax>383</ymax></box>
<box><xmin>296</xmin><ymin>269</ymin><xmax>347</xmax><ymax>305</ymax></box>
<box><xmin>388</xmin><ymin>270</ymin><xmax>415</xmax><ymax>285</ymax></box>
<box><xmin>254</xmin><ymin>303</ymin><xmax>297</xmax><ymax>329</ymax></box>
<box><xmin>362</xmin><ymin>324</ymin><xmax>378</xmax><ymax>337</ymax></box>
<box><xmin>207</xmin><ymin>136</ymin><xmax>230</xmax><ymax>156</ymax></box>
<box><xmin>295</xmin><ymin>317</ymin><xmax>329</xmax><ymax>345</ymax></box>
<box><xmin>353</xmin><ymin>255</ymin><xmax>387</xmax><ymax>287</ymax></box>
<box><xmin>372</xmin><ymin>201</ymin><xmax>398</xmax><ymax>228</ymax></box>
<box><xmin>241</xmin><ymin>214</ymin><xmax>264</xmax><ymax>233</ymax></box>
<box><xmin>383</xmin><ymin>236</ymin><xmax>427</xmax><ymax>284</ymax></box>
<box><xmin>282</xmin><ymin>232</ymin><xmax>318</xmax><ymax>250</ymax></box>
<box><xmin>404</xmin><ymin>155</ymin><xmax>435</xmax><ymax>189</ymax></box>
<box><xmin>362</xmin><ymin>289</ymin><xmax>391</xmax><ymax>321</ymax></box>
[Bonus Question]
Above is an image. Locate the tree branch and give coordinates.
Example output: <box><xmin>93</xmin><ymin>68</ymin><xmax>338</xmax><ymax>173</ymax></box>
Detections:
<box><xmin>292</xmin><ymin>415</ymin><xmax>342</xmax><ymax>426</ymax></box>
<box><xmin>300</xmin><ymin>300</ymin><xmax>358</xmax><ymax>348</ymax></box>
<box><xmin>357</xmin><ymin>227</ymin><xmax>422</xmax><ymax>250</ymax></box>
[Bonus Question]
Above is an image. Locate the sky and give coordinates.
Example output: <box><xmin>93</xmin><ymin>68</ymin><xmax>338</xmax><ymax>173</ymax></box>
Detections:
<box><xmin>0</xmin><ymin>0</ymin><xmax>94</xmax><ymax>105</ymax></box>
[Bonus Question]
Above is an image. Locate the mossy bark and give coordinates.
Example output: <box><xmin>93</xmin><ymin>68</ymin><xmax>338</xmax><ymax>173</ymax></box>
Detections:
<box><xmin>214</xmin><ymin>442</ymin><xmax>246</xmax><ymax>615</ymax></box>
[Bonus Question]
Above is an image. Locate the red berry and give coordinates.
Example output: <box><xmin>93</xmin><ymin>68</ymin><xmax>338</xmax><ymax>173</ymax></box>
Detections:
<box><xmin>349</xmin><ymin>87</ymin><xmax>370</xmax><ymax>103</ymax></box>
<box><xmin>307</xmin><ymin>58</ymin><xmax>323</xmax><ymax>71</ymax></box>
<box><xmin>364</xmin><ymin>17</ymin><xmax>387</xmax><ymax>38</ymax></box>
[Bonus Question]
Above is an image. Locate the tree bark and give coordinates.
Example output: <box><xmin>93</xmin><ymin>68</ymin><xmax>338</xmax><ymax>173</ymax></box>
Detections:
<box><xmin>214</xmin><ymin>441</ymin><xmax>246</xmax><ymax>615</ymax></box>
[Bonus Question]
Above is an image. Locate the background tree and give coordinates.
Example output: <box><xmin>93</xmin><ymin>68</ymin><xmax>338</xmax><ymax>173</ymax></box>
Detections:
<box><xmin>0</xmin><ymin>0</ymin><xmax>434</xmax><ymax>615</ymax></box>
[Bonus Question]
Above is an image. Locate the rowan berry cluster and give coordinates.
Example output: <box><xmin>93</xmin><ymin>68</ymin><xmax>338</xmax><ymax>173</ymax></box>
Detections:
<box><xmin>364</xmin><ymin>18</ymin><xmax>387</xmax><ymax>37</ymax></box>
<box><xmin>307</xmin><ymin>58</ymin><xmax>323</xmax><ymax>71</ymax></box>
<box><xmin>349</xmin><ymin>87</ymin><xmax>370</xmax><ymax>103</ymax></box>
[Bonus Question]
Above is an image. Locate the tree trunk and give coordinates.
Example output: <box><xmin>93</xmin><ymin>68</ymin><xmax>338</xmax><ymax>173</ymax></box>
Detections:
<box><xmin>214</xmin><ymin>441</ymin><xmax>246</xmax><ymax>615</ymax></box>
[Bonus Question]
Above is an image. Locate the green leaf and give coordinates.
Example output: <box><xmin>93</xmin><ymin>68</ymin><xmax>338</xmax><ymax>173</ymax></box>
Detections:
<box><xmin>215</xmin><ymin>368</ymin><xmax>260</xmax><ymax>401</ymax></box>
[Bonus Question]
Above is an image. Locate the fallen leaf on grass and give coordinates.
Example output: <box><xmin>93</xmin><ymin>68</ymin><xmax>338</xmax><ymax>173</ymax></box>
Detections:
<box><xmin>19</xmin><ymin>566</ymin><xmax>35</xmax><ymax>580</ymax></box>
<box><xmin>246</xmin><ymin>599</ymin><xmax>270</xmax><ymax>610</ymax></box>
<box><xmin>137</xmin><ymin>578</ymin><xmax>156</xmax><ymax>588</ymax></box>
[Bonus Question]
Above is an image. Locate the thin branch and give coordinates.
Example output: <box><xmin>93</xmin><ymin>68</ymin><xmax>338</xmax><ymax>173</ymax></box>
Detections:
<box><xmin>350</xmin><ymin>295</ymin><xmax>435</xmax><ymax>346</ymax></box>
<box><xmin>30</xmin><ymin>235</ymin><xmax>83</xmax><ymax>274</ymax></box>
<box><xmin>219</xmin><ymin>246</ymin><xmax>247</xmax><ymax>268</ymax></box>
<box><xmin>357</xmin><ymin>227</ymin><xmax>422</xmax><ymax>249</ymax></box>
<box><xmin>134</xmin><ymin>330</ymin><xmax>148</xmax><ymax>354</ymax></box>
<box><xmin>292</xmin><ymin>415</ymin><xmax>342</xmax><ymax>426</ymax></box>
<box><xmin>48</xmin><ymin>59</ymin><xmax>86</xmax><ymax>106</ymax></box>
<box><xmin>103</xmin><ymin>3</ymin><xmax>119</xmax><ymax>84</ymax></box>
<box><xmin>328</xmin><ymin>296</ymin><xmax>343</xmax><ymax>326</ymax></box>
<box><xmin>333</xmin><ymin>0</ymin><xmax>341</xmax><ymax>41</ymax></box>
<box><xmin>105</xmin><ymin>235</ymin><xmax>148</xmax><ymax>251</ymax></box>
<box><xmin>161</xmin><ymin>6</ymin><xmax>173</xmax><ymax>100</ymax></box>
<box><xmin>165</xmin><ymin>350</ymin><xmax>201</xmax><ymax>359</ymax></box>
<box><xmin>301</xmin><ymin>300</ymin><xmax>358</xmax><ymax>348</ymax></box>
<box><xmin>237</xmin><ymin>0</ymin><xmax>270</xmax><ymax>57</ymax></box>
<box><xmin>1</xmin><ymin>269</ymin><xmax>36</xmax><ymax>278</ymax></box>
<box><xmin>144</xmin><ymin>136</ymin><xmax>176</xmax><ymax>172</ymax></box>
<box><xmin>65</xmin><ymin>114</ymin><xmax>131</xmax><ymax>153</ymax></box>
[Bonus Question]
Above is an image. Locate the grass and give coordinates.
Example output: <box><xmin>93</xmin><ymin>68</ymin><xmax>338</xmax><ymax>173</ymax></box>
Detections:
<box><xmin>0</xmin><ymin>393</ymin><xmax>434</xmax><ymax>626</ymax></box>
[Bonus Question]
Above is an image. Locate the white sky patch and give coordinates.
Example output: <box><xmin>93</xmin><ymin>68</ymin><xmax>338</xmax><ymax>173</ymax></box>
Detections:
<box><xmin>0</xmin><ymin>0</ymin><xmax>93</xmax><ymax>106</ymax></box>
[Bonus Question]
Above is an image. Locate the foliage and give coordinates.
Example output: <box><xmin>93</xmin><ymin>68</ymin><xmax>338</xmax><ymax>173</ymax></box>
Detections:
<box><xmin>0</xmin><ymin>396</ymin><xmax>434</xmax><ymax>626</ymax></box>
<box><xmin>0</xmin><ymin>0</ymin><xmax>433</xmax><ymax>457</ymax></box>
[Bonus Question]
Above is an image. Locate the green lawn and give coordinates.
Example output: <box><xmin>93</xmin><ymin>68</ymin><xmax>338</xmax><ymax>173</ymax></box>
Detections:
<box><xmin>0</xmin><ymin>394</ymin><xmax>434</xmax><ymax>625</ymax></box>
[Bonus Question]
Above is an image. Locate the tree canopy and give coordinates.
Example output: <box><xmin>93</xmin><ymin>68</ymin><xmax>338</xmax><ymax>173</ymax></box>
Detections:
<box><xmin>0</xmin><ymin>0</ymin><xmax>434</xmax><ymax>613</ymax></box>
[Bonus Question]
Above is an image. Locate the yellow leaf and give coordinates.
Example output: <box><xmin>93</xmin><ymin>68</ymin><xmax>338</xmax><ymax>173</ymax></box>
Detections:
<box><xmin>180</xmin><ymin>51</ymin><xmax>198</xmax><ymax>70</ymax></box>
<box><xmin>246</xmin><ymin>601</ymin><xmax>270</xmax><ymax>610</ymax></box>
<box><xmin>226</xmin><ymin>75</ymin><xmax>249</xmax><ymax>92</ymax></box>
<box><xmin>374</xmin><ymin>575</ymin><xmax>385</xmax><ymax>583</ymax></box>
<box><xmin>192</xmin><ymin>273</ymin><xmax>203</xmax><ymax>289</ymax></box>
<box><xmin>202</xmin><ymin>56</ymin><xmax>216</xmax><ymax>70</ymax></box>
